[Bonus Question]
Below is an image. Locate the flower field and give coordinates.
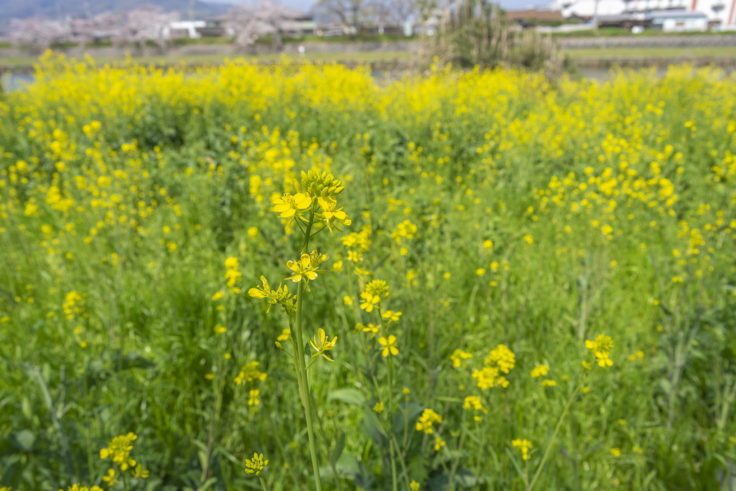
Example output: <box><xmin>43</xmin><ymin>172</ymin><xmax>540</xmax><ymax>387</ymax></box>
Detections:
<box><xmin>1</xmin><ymin>54</ymin><xmax>735</xmax><ymax>490</ymax></box>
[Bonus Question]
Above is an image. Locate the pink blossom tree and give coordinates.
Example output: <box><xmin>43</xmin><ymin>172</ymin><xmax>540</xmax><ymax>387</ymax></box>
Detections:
<box><xmin>225</xmin><ymin>1</ymin><xmax>302</xmax><ymax>50</ymax></box>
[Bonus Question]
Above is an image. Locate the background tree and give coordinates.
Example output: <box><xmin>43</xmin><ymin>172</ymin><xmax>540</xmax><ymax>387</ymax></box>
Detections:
<box><xmin>118</xmin><ymin>7</ymin><xmax>179</xmax><ymax>53</ymax></box>
<box><xmin>225</xmin><ymin>1</ymin><xmax>301</xmax><ymax>50</ymax></box>
<box><xmin>432</xmin><ymin>0</ymin><xmax>565</xmax><ymax>76</ymax></box>
<box><xmin>8</xmin><ymin>17</ymin><xmax>70</xmax><ymax>52</ymax></box>
<box><xmin>314</xmin><ymin>0</ymin><xmax>367</xmax><ymax>33</ymax></box>
<box><xmin>69</xmin><ymin>12</ymin><xmax>124</xmax><ymax>46</ymax></box>
<box><xmin>385</xmin><ymin>0</ymin><xmax>420</xmax><ymax>26</ymax></box>
<box><xmin>361</xmin><ymin>0</ymin><xmax>418</xmax><ymax>33</ymax></box>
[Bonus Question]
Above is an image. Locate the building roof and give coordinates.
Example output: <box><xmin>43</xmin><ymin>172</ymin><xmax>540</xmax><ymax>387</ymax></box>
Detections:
<box><xmin>646</xmin><ymin>9</ymin><xmax>708</xmax><ymax>18</ymax></box>
<box><xmin>596</xmin><ymin>13</ymin><xmax>646</xmax><ymax>22</ymax></box>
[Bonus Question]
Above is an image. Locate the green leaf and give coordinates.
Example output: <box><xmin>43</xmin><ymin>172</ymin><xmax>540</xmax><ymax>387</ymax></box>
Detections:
<box><xmin>328</xmin><ymin>388</ymin><xmax>365</xmax><ymax>406</ymax></box>
<box><xmin>452</xmin><ymin>469</ymin><xmax>483</xmax><ymax>487</ymax></box>
<box><xmin>14</xmin><ymin>430</ymin><xmax>35</xmax><ymax>452</ymax></box>
<box><xmin>329</xmin><ymin>431</ymin><xmax>346</xmax><ymax>467</ymax></box>
<box><xmin>198</xmin><ymin>477</ymin><xmax>218</xmax><ymax>490</ymax></box>
<box><xmin>362</xmin><ymin>407</ymin><xmax>386</xmax><ymax>444</ymax></box>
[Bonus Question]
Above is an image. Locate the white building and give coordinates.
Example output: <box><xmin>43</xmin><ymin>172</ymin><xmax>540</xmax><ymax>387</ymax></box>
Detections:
<box><xmin>163</xmin><ymin>20</ymin><xmax>206</xmax><ymax>39</ymax></box>
<box><xmin>648</xmin><ymin>9</ymin><xmax>709</xmax><ymax>30</ymax></box>
<box><xmin>550</xmin><ymin>0</ymin><xmax>736</xmax><ymax>26</ymax></box>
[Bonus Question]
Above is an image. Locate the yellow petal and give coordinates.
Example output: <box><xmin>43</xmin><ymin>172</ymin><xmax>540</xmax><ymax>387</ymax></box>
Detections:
<box><xmin>294</xmin><ymin>193</ymin><xmax>312</xmax><ymax>209</ymax></box>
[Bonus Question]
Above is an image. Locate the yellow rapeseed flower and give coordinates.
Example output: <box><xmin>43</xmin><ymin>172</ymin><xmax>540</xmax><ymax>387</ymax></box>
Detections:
<box><xmin>248</xmin><ymin>275</ymin><xmax>295</xmax><ymax>312</ymax></box>
<box><xmin>434</xmin><ymin>435</ymin><xmax>446</xmax><ymax>451</ymax></box>
<box><xmin>450</xmin><ymin>349</ymin><xmax>473</xmax><ymax>368</ymax></box>
<box><xmin>248</xmin><ymin>389</ymin><xmax>260</xmax><ymax>408</ymax></box>
<box><xmin>244</xmin><ymin>452</ymin><xmax>269</xmax><ymax>476</ymax></box>
<box><xmin>285</xmin><ymin>251</ymin><xmax>327</xmax><ymax>283</ymax></box>
<box><xmin>310</xmin><ymin>328</ymin><xmax>338</xmax><ymax>361</ymax></box>
<box><xmin>512</xmin><ymin>439</ymin><xmax>532</xmax><ymax>461</ymax></box>
<box><xmin>378</xmin><ymin>335</ymin><xmax>398</xmax><ymax>357</ymax></box>
<box><xmin>102</xmin><ymin>469</ymin><xmax>117</xmax><ymax>486</ymax></box>
<box><xmin>272</xmin><ymin>192</ymin><xmax>312</xmax><ymax>219</ymax></box>
<box><xmin>530</xmin><ymin>365</ymin><xmax>549</xmax><ymax>378</ymax></box>
<box><xmin>381</xmin><ymin>310</ymin><xmax>402</xmax><ymax>322</ymax></box>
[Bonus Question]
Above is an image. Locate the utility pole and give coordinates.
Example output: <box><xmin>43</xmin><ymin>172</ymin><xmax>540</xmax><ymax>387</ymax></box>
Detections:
<box><xmin>593</xmin><ymin>0</ymin><xmax>600</xmax><ymax>27</ymax></box>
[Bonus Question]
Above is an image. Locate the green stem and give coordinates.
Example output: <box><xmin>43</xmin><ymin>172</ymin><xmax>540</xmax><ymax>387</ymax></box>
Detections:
<box><xmin>389</xmin><ymin>433</ymin><xmax>412</xmax><ymax>489</ymax></box>
<box><xmin>378</xmin><ymin>306</ymin><xmax>398</xmax><ymax>491</ymax></box>
<box><xmin>288</xmin><ymin>316</ymin><xmax>306</xmax><ymax>409</ymax></box>
<box><xmin>258</xmin><ymin>475</ymin><xmax>270</xmax><ymax>491</ymax></box>
<box><xmin>528</xmin><ymin>383</ymin><xmax>581</xmax><ymax>491</ymax></box>
<box><xmin>294</xmin><ymin>209</ymin><xmax>322</xmax><ymax>491</ymax></box>
<box><xmin>402</xmin><ymin>394</ymin><xmax>409</xmax><ymax>452</ymax></box>
<box><xmin>201</xmin><ymin>331</ymin><xmax>226</xmax><ymax>484</ymax></box>
<box><xmin>295</xmin><ymin>280</ymin><xmax>322</xmax><ymax>490</ymax></box>
<box><xmin>448</xmin><ymin>412</ymin><xmax>468</xmax><ymax>487</ymax></box>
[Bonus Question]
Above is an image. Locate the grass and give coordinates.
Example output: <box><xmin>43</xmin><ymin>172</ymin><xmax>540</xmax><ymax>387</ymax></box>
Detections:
<box><xmin>564</xmin><ymin>45</ymin><xmax>736</xmax><ymax>58</ymax></box>
<box><xmin>3</xmin><ymin>44</ymin><xmax>736</xmax><ymax>73</ymax></box>
<box><xmin>552</xmin><ymin>27</ymin><xmax>736</xmax><ymax>37</ymax></box>
<box><xmin>0</xmin><ymin>51</ymin><xmax>414</xmax><ymax>70</ymax></box>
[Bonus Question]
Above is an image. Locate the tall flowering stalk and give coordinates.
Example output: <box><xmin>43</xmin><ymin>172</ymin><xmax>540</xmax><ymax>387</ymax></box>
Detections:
<box><xmin>248</xmin><ymin>169</ymin><xmax>350</xmax><ymax>491</ymax></box>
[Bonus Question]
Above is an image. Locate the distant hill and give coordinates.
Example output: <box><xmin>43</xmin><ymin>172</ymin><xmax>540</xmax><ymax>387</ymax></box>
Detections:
<box><xmin>0</xmin><ymin>0</ymin><xmax>230</xmax><ymax>33</ymax></box>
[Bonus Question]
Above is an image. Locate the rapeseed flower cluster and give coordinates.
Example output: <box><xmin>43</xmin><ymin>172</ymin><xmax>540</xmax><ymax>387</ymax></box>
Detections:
<box><xmin>342</xmin><ymin>225</ymin><xmax>372</xmax><ymax>265</ymax></box>
<box><xmin>530</xmin><ymin>364</ymin><xmax>556</xmax><ymax>386</ymax></box>
<box><xmin>451</xmin><ymin>349</ymin><xmax>473</xmax><ymax>368</ymax></box>
<box><xmin>99</xmin><ymin>432</ymin><xmax>148</xmax><ymax>483</ymax></box>
<box><xmin>462</xmin><ymin>395</ymin><xmax>487</xmax><ymax>422</ymax></box>
<box><xmin>272</xmin><ymin>169</ymin><xmax>350</xmax><ymax>232</ymax></box>
<box><xmin>99</xmin><ymin>433</ymin><xmax>137</xmax><ymax>470</ymax></box>
<box><xmin>416</xmin><ymin>408</ymin><xmax>442</xmax><ymax>434</ymax></box>
<box><xmin>472</xmin><ymin>344</ymin><xmax>515</xmax><ymax>390</ymax></box>
<box><xmin>360</xmin><ymin>279</ymin><xmax>390</xmax><ymax>313</ymax></box>
<box><xmin>244</xmin><ymin>452</ymin><xmax>269</xmax><ymax>476</ymax></box>
<box><xmin>235</xmin><ymin>361</ymin><xmax>267</xmax><ymax>386</ymax></box>
<box><xmin>512</xmin><ymin>438</ymin><xmax>533</xmax><ymax>461</ymax></box>
<box><xmin>586</xmin><ymin>334</ymin><xmax>614</xmax><ymax>367</ymax></box>
<box><xmin>62</xmin><ymin>291</ymin><xmax>83</xmax><ymax>320</ymax></box>
<box><xmin>224</xmin><ymin>257</ymin><xmax>242</xmax><ymax>293</ymax></box>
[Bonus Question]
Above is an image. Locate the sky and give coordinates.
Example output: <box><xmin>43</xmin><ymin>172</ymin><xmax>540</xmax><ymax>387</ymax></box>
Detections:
<box><xmin>207</xmin><ymin>0</ymin><xmax>553</xmax><ymax>13</ymax></box>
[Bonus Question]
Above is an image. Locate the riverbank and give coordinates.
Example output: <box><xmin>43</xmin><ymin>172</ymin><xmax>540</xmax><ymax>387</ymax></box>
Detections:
<box><xmin>2</xmin><ymin>36</ymin><xmax>736</xmax><ymax>76</ymax></box>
